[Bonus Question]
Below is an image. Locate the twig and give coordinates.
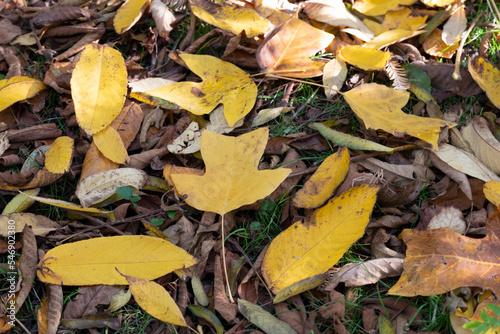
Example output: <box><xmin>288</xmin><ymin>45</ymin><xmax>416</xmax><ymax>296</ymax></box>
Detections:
<box><xmin>72</xmin><ymin>211</ymin><xmax>125</xmax><ymax>235</ymax></box>
<box><xmin>453</xmin><ymin>11</ymin><xmax>485</xmax><ymax>80</ymax></box>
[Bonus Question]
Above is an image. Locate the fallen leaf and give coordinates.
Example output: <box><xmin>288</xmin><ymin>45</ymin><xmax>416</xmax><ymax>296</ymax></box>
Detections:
<box><xmin>252</xmin><ymin>107</ymin><xmax>293</xmax><ymax>127</ymax></box>
<box><xmin>484</xmin><ymin>181</ymin><xmax>500</xmax><ymax>207</ymax></box>
<box><xmin>421</xmin><ymin>0</ymin><xmax>454</xmax><ymax>6</ymax></box>
<box><xmin>93</xmin><ymin>126</ymin><xmax>128</xmax><ymax>164</ymax></box>
<box><xmin>323</xmin><ymin>58</ymin><xmax>347</xmax><ymax>98</ymax></box>
<box><xmin>21</xmin><ymin>192</ymin><xmax>112</xmax><ymax>216</ymax></box>
<box><xmin>352</xmin><ymin>0</ymin><xmax>417</xmax><ymax>16</ymax></box>
<box><xmin>428</xmin><ymin>206</ymin><xmax>466</xmax><ymax>234</ymax></box>
<box><xmin>37</xmin><ymin>235</ymin><xmax>197</xmax><ymax>285</ymax></box>
<box><xmin>238</xmin><ymin>299</ymin><xmax>297</xmax><ymax>334</ymax></box>
<box><xmin>422</xmin><ymin>28</ymin><xmax>459</xmax><ymax>58</ymax></box>
<box><xmin>0</xmin><ymin>76</ymin><xmax>47</xmax><ymax>112</ymax></box>
<box><xmin>71</xmin><ymin>44</ymin><xmax>127</xmax><ymax>135</ymax></box>
<box><xmin>131</xmin><ymin>54</ymin><xmax>257</xmax><ymax>126</ymax></box>
<box><xmin>256</xmin><ymin>17</ymin><xmax>335</xmax><ymax>78</ymax></box>
<box><xmin>63</xmin><ymin>286</ymin><xmax>122</xmax><ymax>319</ymax></box>
<box><xmin>14</xmin><ymin>225</ymin><xmax>37</xmax><ymax>312</ymax></box>
<box><xmin>442</xmin><ymin>5</ymin><xmax>466</xmax><ymax>45</ymax></box>
<box><xmin>189</xmin><ymin>306</ymin><xmax>224</xmax><ymax>334</ymax></box>
<box><xmin>2</xmin><ymin>188</ymin><xmax>40</xmax><ymax>214</ymax></box>
<box><xmin>113</xmin><ymin>0</ymin><xmax>150</xmax><ymax>34</ymax></box>
<box><xmin>171</xmin><ymin>128</ymin><xmax>291</xmax><ymax>215</ymax></box>
<box><xmin>461</xmin><ymin>116</ymin><xmax>500</xmax><ymax>175</ymax></box>
<box><xmin>151</xmin><ymin>0</ymin><xmax>176</xmax><ymax>39</ymax></box>
<box><xmin>0</xmin><ymin>213</ymin><xmax>60</xmax><ymax>236</ymax></box>
<box><xmin>468</xmin><ymin>56</ymin><xmax>500</xmax><ymax>109</ymax></box>
<box><xmin>343</xmin><ymin>83</ymin><xmax>456</xmax><ymax>149</ymax></box>
<box><xmin>293</xmin><ymin>147</ymin><xmax>349</xmax><ymax>209</ymax></box>
<box><xmin>338</xmin><ymin>45</ymin><xmax>391</xmax><ymax>71</ymax></box>
<box><xmin>44</xmin><ymin>136</ymin><xmax>74</xmax><ymax>174</ymax></box>
<box><xmin>262</xmin><ymin>184</ymin><xmax>379</xmax><ymax>294</ymax></box>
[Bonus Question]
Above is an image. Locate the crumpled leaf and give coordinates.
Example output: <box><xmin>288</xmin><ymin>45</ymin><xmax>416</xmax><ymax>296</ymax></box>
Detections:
<box><xmin>71</xmin><ymin>44</ymin><xmax>127</xmax><ymax>135</ymax></box>
<box><xmin>238</xmin><ymin>299</ymin><xmax>297</xmax><ymax>334</ymax></box>
<box><xmin>461</xmin><ymin>116</ymin><xmax>500</xmax><ymax>175</ymax></box>
<box><xmin>191</xmin><ymin>0</ymin><xmax>271</xmax><ymax>37</ymax></box>
<box><xmin>352</xmin><ymin>0</ymin><xmax>417</xmax><ymax>16</ymax></box>
<box><xmin>113</xmin><ymin>0</ymin><xmax>150</xmax><ymax>34</ymax></box>
<box><xmin>167</xmin><ymin>122</ymin><xmax>202</xmax><ymax>154</ymax></box>
<box><xmin>256</xmin><ymin>17</ymin><xmax>335</xmax><ymax>78</ymax></box>
<box><xmin>343</xmin><ymin>83</ymin><xmax>456</xmax><ymax>149</ymax></box>
<box><xmin>44</xmin><ymin>136</ymin><xmax>74</xmax><ymax>174</ymax></box>
<box><xmin>262</xmin><ymin>184</ymin><xmax>379</xmax><ymax>295</ymax></box>
<box><xmin>131</xmin><ymin>54</ymin><xmax>256</xmax><ymax>126</ymax></box>
<box><xmin>37</xmin><ymin>235</ymin><xmax>197</xmax><ymax>285</ymax></box>
<box><xmin>338</xmin><ymin>46</ymin><xmax>391</xmax><ymax>71</ymax></box>
<box><xmin>389</xmin><ymin>211</ymin><xmax>500</xmax><ymax>297</ymax></box>
<box><xmin>151</xmin><ymin>0</ymin><xmax>176</xmax><ymax>39</ymax></box>
<box><xmin>0</xmin><ymin>76</ymin><xmax>47</xmax><ymax>112</ymax></box>
<box><xmin>469</xmin><ymin>56</ymin><xmax>500</xmax><ymax>109</ymax></box>
<box><xmin>171</xmin><ymin>127</ymin><xmax>291</xmax><ymax>215</ymax></box>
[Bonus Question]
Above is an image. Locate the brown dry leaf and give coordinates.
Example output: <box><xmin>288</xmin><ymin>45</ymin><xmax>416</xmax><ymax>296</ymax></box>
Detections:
<box><xmin>0</xmin><ymin>19</ymin><xmax>22</xmax><ymax>44</ymax></box>
<box><xmin>461</xmin><ymin>116</ymin><xmax>500</xmax><ymax>175</ymax></box>
<box><xmin>47</xmin><ymin>284</ymin><xmax>64</xmax><ymax>334</ymax></box>
<box><xmin>427</xmin><ymin>206</ymin><xmax>466</xmax><ymax>234</ymax></box>
<box><xmin>62</xmin><ymin>286</ymin><xmax>122</xmax><ymax>319</ymax></box>
<box><xmin>14</xmin><ymin>225</ymin><xmax>38</xmax><ymax>312</ymax></box>
<box><xmin>0</xmin><ymin>213</ymin><xmax>60</xmax><ymax>236</ymax></box>
<box><xmin>389</xmin><ymin>211</ymin><xmax>500</xmax><ymax>297</ymax></box>
<box><xmin>32</xmin><ymin>6</ymin><xmax>96</xmax><ymax>26</ymax></box>
<box><xmin>53</xmin><ymin>24</ymin><xmax>105</xmax><ymax>62</ymax></box>
<box><xmin>256</xmin><ymin>17</ymin><xmax>334</xmax><ymax>78</ymax></box>
<box><xmin>214</xmin><ymin>255</ymin><xmax>238</xmax><ymax>322</ymax></box>
<box><xmin>151</xmin><ymin>0</ymin><xmax>176</xmax><ymax>40</ymax></box>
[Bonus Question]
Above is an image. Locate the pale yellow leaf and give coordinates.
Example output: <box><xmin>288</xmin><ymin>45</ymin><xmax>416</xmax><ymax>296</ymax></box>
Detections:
<box><xmin>129</xmin><ymin>78</ymin><xmax>176</xmax><ymax>92</ymax></box>
<box><xmin>251</xmin><ymin>107</ymin><xmax>293</xmax><ymax>127</ymax></box>
<box><xmin>469</xmin><ymin>56</ymin><xmax>500</xmax><ymax>109</ymax></box>
<box><xmin>71</xmin><ymin>44</ymin><xmax>127</xmax><ymax>135</ymax></box>
<box><xmin>21</xmin><ymin>191</ymin><xmax>110</xmax><ymax>215</ymax></box>
<box><xmin>124</xmin><ymin>274</ymin><xmax>187</xmax><ymax>326</ymax></box>
<box><xmin>93</xmin><ymin>126</ymin><xmax>128</xmax><ymax>164</ymax></box>
<box><xmin>293</xmin><ymin>147</ymin><xmax>349</xmax><ymax>209</ymax></box>
<box><xmin>352</xmin><ymin>0</ymin><xmax>416</xmax><ymax>16</ymax></box>
<box><xmin>323</xmin><ymin>58</ymin><xmax>347</xmax><ymax>98</ymax></box>
<box><xmin>238</xmin><ymin>299</ymin><xmax>296</xmax><ymax>333</ymax></box>
<box><xmin>2</xmin><ymin>188</ymin><xmax>40</xmax><ymax>214</ymax></box>
<box><xmin>337</xmin><ymin>46</ymin><xmax>391</xmax><ymax>70</ymax></box>
<box><xmin>0</xmin><ymin>213</ymin><xmax>59</xmax><ymax>236</ymax></box>
<box><xmin>363</xmin><ymin>29</ymin><xmax>425</xmax><ymax>49</ymax></box>
<box><xmin>44</xmin><ymin>136</ymin><xmax>74</xmax><ymax>174</ymax></box>
<box><xmin>261</xmin><ymin>184</ymin><xmax>379</xmax><ymax>294</ymax></box>
<box><xmin>113</xmin><ymin>0</ymin><xmax>150</xmax><ymax>34</ymax></box>
<box><xmin>421</xmin><ymin>0</ymin><xmax>455</xmax><ymax>7</ymax></box>
<box><xmin>171</xmin><ymin>128</ymin><xmax>291</xmax><ymax>215</ymax></box>
<box><xmin>37</xmin><ymin>235</ymin><xmax>197</xmax><ymax>285</ymax></box>
<box><xmin>191</xmin><ymin>0</ymin><xmax>271</xmax><ymax>38</ymax></box>
<box><xmin>151</xmin><ymin>0</ymin><xmax>176</xmax><ymax>39</ymax></box>
<box><xmin>343</xmin><ymin>83</ymin><xmax>456</xmax><ymax>149</ymax></box>
<box><xmin>484</xmin><ymin>181</ymin><xmax>500</xmax><ymax>207</ymax></box>
<box><xmin>0</xmin><ymin>76</ymin><xmax>46</xmax><ymax>112</ymax></box>
<box><xmin>461</xmin><ymin>116</ymin><xmax>500</xmax><ymax>175</ymax></box>
<box><xmin>442</xmin><ymin>5</ymin><xmax>466</xmax><ymax>45</ymax></box>
<box><xmin>131</xmin><ymin>54</ymin><xmax>256</xmax><ymax>127</ymax></box>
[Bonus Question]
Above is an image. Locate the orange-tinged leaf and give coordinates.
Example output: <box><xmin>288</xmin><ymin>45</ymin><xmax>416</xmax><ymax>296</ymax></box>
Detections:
<box><xmin>352</xmin><ymin>0</ymin><xmax>416</xmax><ymax>16</ymax></box>
<box><xmin>113</xmin><ymin>0</ymin><xmax>150</xmax><ymax>34</ymax></box>
<box><xmin>343</xmin><ymin>83</ymin><xmax>457</xmax><ymax>149</ymax></box>
<box><xmin>71</xmin><ymin>44</ymin><xmax>127</xmax><ymax>135</ymax></box>
<box><xmin>262</xmin><ymin>184</ymin><xmax>379</xmax><ymax>295</ymax></box>
<box><xmin>256</xmin><ymin>17</ymin><xmax>335</xmax><ymax>78</ymax></box>
<box><xmin>0</xmin><ymin>76</ymin><xmax>46</xmax><ymax>112</ymax></box>
<box><xmin>123</xmin><ymin>274</ymin><xmax>187</xmax><ymax>326</ymax></box>
<box><xmin>44</xmin><ymin>136</ymin><xmax>74</xmax><ymax>174</ymax></box>
<box><xmin>337</xmin><ymin>46</ymin><xmax>391</xmax><ymax>70</ymax></box>
<box><xmin>191</xmin><ymin>0</ymin><xmax>271</xmax><ymax>37</ymax></box>
<box><xmin>171</xmin><ymin>128</ymin><xmax>291</xmax><ymax>215</ymax></box>
<box><xmin>293</xmin><ymin>147</ymin><xmax>350</xmax><ymax>209</ymax></box>
<box><xmin>93</xmin><ymin>126</ymin><xmax>128</xmax><ymax>164</ymax></box>
<box><xmin>37</xmin><ymin>235</ymin><xmax>197</xmax><ymax>285</ymax></box>
<box><xmin>422</xmin><ymin>28</ymin><xmax>459</xmax><ymax>58</ymax></box>
<box><xmin>469</xmin><ymin>56</ymin><xmax>500</xmax><ymax>109</ymax></box>
<box><xmin>131</xmin><ymin>54</ymin><xmax>256</xmax><ymax>127</ymax></box>
<box><xmin>484</xmin><ymin>181</ymin><xmax>500</xmax><ymax>207</ymax></box>
<box><xmin>388</xmin><ymin>211</ymin><xmax>500</xmax><ymax>297</ymax></box>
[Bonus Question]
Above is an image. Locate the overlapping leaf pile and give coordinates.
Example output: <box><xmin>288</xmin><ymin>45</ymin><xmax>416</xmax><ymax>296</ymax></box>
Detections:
<box><xmin>1</xmin><ymin>0</ymin><xmax>500</xmax><ymax>333</ymax></box>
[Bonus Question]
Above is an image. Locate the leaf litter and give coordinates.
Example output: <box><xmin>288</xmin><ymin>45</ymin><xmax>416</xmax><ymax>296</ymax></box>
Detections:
<box><xmin>0</xmin><ymin>0</ymin><xmax>500</xmax><ymax>333</ymax></box>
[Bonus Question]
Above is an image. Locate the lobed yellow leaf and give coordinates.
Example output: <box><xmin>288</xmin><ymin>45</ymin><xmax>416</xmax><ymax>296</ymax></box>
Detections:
<box><xmin>0</xmin><ymin>76</ymin><xmax>46</xmax><ymax>112</ymax></box>
<box><xmin>337</xmin><ymin>46</ymin><xmax>391</xmax><ymax>70</ymax></box>
<box><xmin>262</xmin><ymin>184</ymin><xmax>379</xmax><ymax>294</ymax></box>
<box><xmin>171</xmin><ymin>128</ymin><xmax>291</xmax><ymax>215</ymax></box>
<box><xmin>293</xmin><ymin>147</ymin><xmax>350</xmax><ymax>209</ymax></box>
<box><xmin>71</xmin><ymin>44</ymin><xmax>127</xmax><ymax>135</ymax></box>
<box><xmin>352</xmin><ymin>0</ymin><xmax>416</xmax><ymax>16</ymax></box>
<box><xmin>343</xmin><ymin>83</ymin><xmax>456</xmax><ymax>149</ymax></box>
<box><xmin>469</xmin><ymin>56</ymin><xmax>500</xmax><ymax>109</ymax></box>
<box><xmin>93</xmin><ymin>126</ymin><xmax>128</xmax><ymax>164</ymax></box>
<box><xmin>113</xmin><ymin>0</ymin><xmax>150</xmax><ymax>34</ymax></box>
<box><xmin>484</xmin><ymin>181</ymin><xmax>500</xmax><ymax>207</ymax></box>
<box><xmin>44</xmin><ymin>136</ymin><xmax>74</xmax><ymax>174</ymax></box>
<box><xmin>37</xmin><ymin>235</ymin><xmax>197</xmax><ymax>285</ymax></box>
<box><xmin>132</xmin><ymin>54</ymin><xmax>256</xmax><ymax>127</ymax></box>
<box><xmin>123</xmin><ymin>274</ymin><xmax>187</xmax><ymax>326</ymax></box>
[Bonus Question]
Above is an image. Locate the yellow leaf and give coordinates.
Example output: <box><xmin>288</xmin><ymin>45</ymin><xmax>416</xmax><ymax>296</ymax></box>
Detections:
<box><xmin>352</xmin><ymin>0</ymin><xmax>416</xmax><ymax>16</ymax></box>
<box><xmin>364</xmin><ymin>29</ymin><xmax>424</xmax><ymax>49</ymax></box>
<box><xmin>420</xmin><ymin>0</ymin><xmax>455</xmax><ymax>6</ymax></box>
<box><xmin>323</xmin><ymin>58</ymin><xmax>347</xmax><ymax>98</ymax></box>
<box><xmin>0</xmin><ymin>76</ymin><xmax>46</xmax><ymax>112</ymax></box>
<box><xmin>71</xmin><ymin>44</ymin><xmax>127</xmax><ymax>135</ymax></box>
<box><xmin>123</xmin><ymin>274</ymin><xmax>187</xmax><ymax>326</ymax></box>
<box><xmin>113</xmin><ymin>0</ymin><xmax>150</xmax><ymax>34</ymax></box>
<box><xmin>21</xmin><ymin>191</ymin><xmax>111</xmax><ymax>216</ymax></box>
<box><xmin>191</xmin><ymin>0</ymin><xmax>271</xmax><ymax>37</ymax></box>
<box><xmin>44</xmin><ymin>136</ymin><xmax>74</xmax><ymax>174</ymax></box>
<box><xmin>171</xmin><ymin>128</ymin><xmax>291</xmax><ymax>215</ymax></box>
<box><xmin>293</xmin><ymin>147</ymin><xmax>350</xmax><ymax>209</ymax></box>
<box><xmin>131</xmin><ymin>54</ymin><xmax>256</xmax><ymax>127</ymax></box>
<box><xmin>484</xmin><ymin>181</ymin><xmax>500</xmax><ymax>207</ymax></box>
<box><xmin>256</xmin><ymin>17</ymin><xmax>335</xmax><ymax>78</ymax></box>
<box><xmin>2</xmin><ymin>188</ymin><xmax>40</xmax><ymax>214</ymax></box>
<box><xmin>93</xmin><ymin>126</ymin><xmax>128</xmax><ymax>164</ymax></box>
<box><xmin>262</xmin><ymin>184</ymin><xmax>379</xmax><ymax>294</ymax></box>
<box><xmin>363</xmin><ymin>8</ymin><xmax>427</xmax><ymax>35</ymax></box>
<box><xmin>337</xmin><ymin>46</ymin><xmax>391</xmax><ymax>70</ymax></box>
<box><xmin>469</xmin><ymin>56</ymin><xmax>500</xmax><ymax>109</ymax></box>
<box><xmin>343</xmin><ymin>83</ymin><xmax>456</xmax><ymax>149</ymax></box>
<box><xmin>422</xmin><ymin>28</ymin><xmax>459</xmax><ymax>58</ymax></box>
<box><xmin>37</xmin><ymin>235</ymin><xmax>197</xmax><ymax>285</ymax></box>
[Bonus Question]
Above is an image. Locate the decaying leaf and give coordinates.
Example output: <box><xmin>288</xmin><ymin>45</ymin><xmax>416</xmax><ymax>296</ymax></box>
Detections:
<box><xmin>0</xmin><ymin>213</ymin><xmax>60</xmax><ymax>236</ymax></box>
<box><xmin>461</xmin><ymin>116</ymin><xmax>500</xmax><ymax>175</ymax></box>
<box><xmin>468</xmin><ymin>56</ymin><xmax>500</xmax><ymax>109</ymax></box>
<box><xmin>21</xmin><ymin>192</ymin><xmax>112</xmax><ymax>216</ymax></box>
<box><xmin>167</xmin><ymin>122</ymin><xmax>202</xmax><ymax>154</ymax></box>
<box><xmin>2</xmin><ymin>188</ymin><xmax>40</xmax><ymax>214</ymax></box>
<box><xmin>252</xmin><ymin>107</ymin><xmax>293</xmax><ymax>127</ymax></box>
<box><xmin>442</xmin><ymin>5</ymin><xmax>466</xmax><ymax>45</ymax></box>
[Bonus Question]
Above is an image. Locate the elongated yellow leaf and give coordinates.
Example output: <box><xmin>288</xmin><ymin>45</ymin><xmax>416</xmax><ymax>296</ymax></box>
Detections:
<box><xmin>293</xmin><ymin>147</ymin><xmax>350</xmax><ymax>209</ymax></box>
<box><xmin>93</xmin><ymin>126</ymin><xmax>128</xmax><ymax>164</ymax></box>
<box><xmin>21</xmin><ymin>191</ymin><xmax>110</xmax><ymax>215</ymax></box>
<box><xmin>262</xmin><ymin>184</ymin><xmax>379</xmax><ymax>294</ymax></box>
<box><xmin>352</xmin><ymin>0</ymin><xmax>416</xmax><ymax>16</ymax></box>
<box><xmin>484</xmin><ymin>181</ymin><xmax>500</xmax><ymax>207</ymax></box>
<box><xmin>0</xmin><ymin>76</ymin><xmax>46</xmax><ymax>112</ymax></box>
<box><xmin>337</xmin><ymin>46</ymin><xmax>391</xmax><ymax>70</ymax></box>
<box><xmin>45</xmin><ymin>136</ymin><xmax>74</xmax><ymax>174</ymax></box>
<box><xmin>71</xmin><ymin>44</ymin><xmax>127</xmax><ymax>135</ymax></box>
<box><xmin>2</xmin><ymin>188</ymin><xmax>40</xmax><ymax>214</ymax></box>
<box><xmin>123</xmin><ymin>274</ymin><xmax>187</xmax><ymax>326</ymax></box>
<box><xmin>171</xmin><ymin>128</ymin><xmax>291</xmax><ymax>214</ymax></box>
<box><xmin>131</xmin><ymin>54</ymin><xmax>256</xmax><ymax>127</ymax></box>
<box><xmin>37</xmin><ymin>235</ymin><xmax>197</xmax><ymax>285</ymax></box>
<box><xmin>469</xmin><ymin>56</ymin><xmax>500</xmax><ymax>109</ymax></box>
<box><xmin>191</xmin><ymin>0</ymin><xmax>271</xmax><ymax>37</ymax></box>
<box><xmin>114</xmin><ymin>0</ymin><xmax>150</xmax><ymax>34</ymax></box>
<box><xmin>343</xmin><ymin>83</ymin><xmax>456</xmax><ymax>149</ymax></box>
